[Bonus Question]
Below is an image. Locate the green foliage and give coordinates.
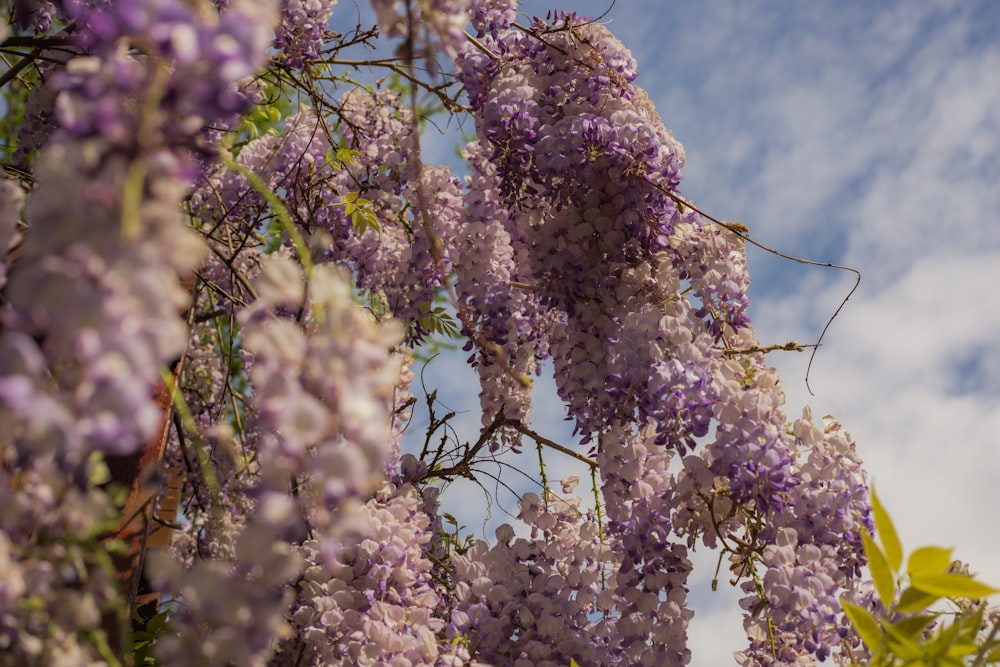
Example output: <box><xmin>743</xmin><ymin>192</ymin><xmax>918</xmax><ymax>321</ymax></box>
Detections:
<box><xmin>416</xmin><ymin>301</ymin><xmax>460</xmax><ymax>340</ymax></box>
<box><xmin>238</xmin><ymin>98</ymin><xmax>284</xmax><ymax>140</ymax></box>
<box><xmin>440</xmin><ymin>512</ymin><xmax>474</xmax><ymax>558</ymax></box>
<box><xmin>342</xmin><ymin>191</ymin><xmax>382</xmax><ymax>234</ymax></box>
<box><xmin>228</xmin><ymin>79</ymin><xmax>296</xmax><ymax>148</ymax></box>
<box><xmin>129</xmin><ymin>607</ymin><xmax>173</xmax><ymax>666</ymax></box>
<box><xmin>841</xmin><ymin>487</ymin><xmax>1000</xmax><ymax>666</ymax></box>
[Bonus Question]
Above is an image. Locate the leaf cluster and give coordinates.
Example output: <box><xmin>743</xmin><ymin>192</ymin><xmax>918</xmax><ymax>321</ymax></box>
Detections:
<box><xmin>128</xmin><ymin>607</ymin><xmax>173</xmax><ymax>666</ymax></box>
<box><xmin>841</xmin><ymin>489</ymin><xmax>1000</xmax><ymax>666</ymax></box>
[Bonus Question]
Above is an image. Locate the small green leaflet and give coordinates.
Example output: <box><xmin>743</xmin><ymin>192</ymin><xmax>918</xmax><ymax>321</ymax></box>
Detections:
<box><xmin>330</xmin><ymin>147</ymin><xmax>361</xmax><ymax>166</ymax></box>
<box><xmin>342</xmin><ymin>191</ymin><xmax>381</xmax><ymax>233</ymax></box>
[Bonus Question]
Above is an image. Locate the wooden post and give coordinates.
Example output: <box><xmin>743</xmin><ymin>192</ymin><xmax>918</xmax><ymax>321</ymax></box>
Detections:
<box><xmin>100</xmin><ymin>360</ymin><xmax>184</xmax><ymax>656</ymax></box>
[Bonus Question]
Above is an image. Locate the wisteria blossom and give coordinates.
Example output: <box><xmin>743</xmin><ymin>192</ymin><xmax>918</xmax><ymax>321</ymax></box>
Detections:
<box><xmin>0</xmin><ymin>2</ymin><xmax>884</xmax><ymax>666</ymax></box>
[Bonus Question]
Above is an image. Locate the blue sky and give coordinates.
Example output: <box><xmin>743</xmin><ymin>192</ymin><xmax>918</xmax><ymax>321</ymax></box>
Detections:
<box><xmin>383</xmin><ymin>1</ymin><xmax>1000</xmax><ymax>662</ymax></box>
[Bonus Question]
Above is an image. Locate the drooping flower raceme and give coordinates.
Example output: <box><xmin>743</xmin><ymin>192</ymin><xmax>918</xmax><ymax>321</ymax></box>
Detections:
<box><xmin>1</xmin><ymin>0</ymin><xmax>276</xmax><ymax>461</ymax></box>
<box><xmin>454</xmin><ymin>20</ymin><xmax>720</xmax><ymax>448</ymax></box>
<box><xmin>447</xmin><ymin>485</ymin><xmax>620</xmax><ymax>667</ymax></box>
<box><xmin>469</xmin><ymin>0</ymin><xmax>516</xmax><ymax>37</ymax></box>
<box><xmin>453</xmin><ymin>140</ymin><xmax>554</xmax><ymax>431</ymax></box>
<box><xmin>273</xmin><ymin>483</ymin><xmax>445</xmax><ymax>667</ymax></box>
<box><xmin>597</xmin><ymin>426</ymin><xmax>694</xmax><ymax>665</ymax></box>
<box><xmin>449</xmin><ymin>13</ymin><xmax>871</xmax><ymax>664</ymax></box>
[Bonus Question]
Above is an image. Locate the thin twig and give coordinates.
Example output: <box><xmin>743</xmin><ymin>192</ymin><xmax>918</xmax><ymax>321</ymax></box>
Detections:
<box><xmin>662</xmin><ymin>189</ymin><xmax>861</xmax><ymax>396</ymax></box>
<box><xmin>500</xmin><ymin>418</ymin><xmax>598</xmax><ymax>469</ymax></box>
<box><xmin>719</xmin><ymin>341</ymin><xmax>819</xmax><ymax>357</ymax></box>
<box><xmin>0</xmin><ymin>46</ymin><xmax>43</xmax><ymax>89</ymax></box>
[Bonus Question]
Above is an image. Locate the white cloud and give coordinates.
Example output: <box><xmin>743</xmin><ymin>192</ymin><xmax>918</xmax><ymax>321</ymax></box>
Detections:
<box><xmin>757</xmin><ymin>250</ymin><xmax>1000</xmax><ymax>578</ymax></box>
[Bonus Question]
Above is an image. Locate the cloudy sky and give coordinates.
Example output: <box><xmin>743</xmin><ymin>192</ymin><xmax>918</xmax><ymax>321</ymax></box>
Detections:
<box><xmin>387</xmin><ymin>0</ymin><xmax>1000</xmax><ymax>662</ymax></box>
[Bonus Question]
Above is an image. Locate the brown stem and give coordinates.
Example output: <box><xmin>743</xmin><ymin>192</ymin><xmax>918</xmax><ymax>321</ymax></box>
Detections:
<box><xmin>0</xmin><ymin>46</ymin><xmax>42</xmax><ymax>89</ymax></box>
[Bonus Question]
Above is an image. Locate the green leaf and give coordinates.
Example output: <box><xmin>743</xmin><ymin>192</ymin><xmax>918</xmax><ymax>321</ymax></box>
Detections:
<box><xmin>934</xmin><ymin>659</ymin><xmax>966</xmax><ymax>667</ymax></box>
<box><xmin>955</xmin><ymin>606</ymin><xmax>986</xmax><ymax>639</ymax></box>
<box><xmin>908</xmin><ymin>546</ymin><xmax>954</xmax><ymax>578</ymax></box>
<box><xmin>342</xmin><ymin>191</ymin><xmax>361</xmax><ymax>211</ymax></box>
<box><xmin>923</xmin><ymin>616</ymin><xmax>966</xmax><ymax>660</ymax></box>
<box><xmin>570</xmin><ymin>660</ymin><xmax>580</xmax><ymax>667</ymax></box>
<box><xmin>910</xmin><ymin>572</ymin><xmax>999</xmax><ymax>600</ymax></box>
<box><xmin>945</xmin><ymin>641</ymin><xmax>980</xmax><ymax>659</ymax></box>
<box><xmin>887</xmin><ymin>613</ymin><xmax>935</xmax><ymax>640</ymax></box>
<box><xmin>871</xmin><ymin>486</ymin><xmax>903</xmax><ymax>571</ymax></box>
<box><xmin>881</xmin><ymin>619</ymin><xmax>921</xmax><ymax>659</ymax></box>
<box><xmin>146</xmin><ymin>609</ymin><xmax>171</xmax><ymax>634</ymax></box>
<box><xmin>101</xmin><ymin>538</ymin><xmax>130</xmax><ymax>555</ymax></box>
<box><xmin>332</xmin><ymin>147</ymin><xmax>361</xmax><ymax>165</ymax></box>
<box><xmin>841</xmin><ymin>599</ymin><xmax>883</xmax><ymax>653</ymax></box>
<box><xmin>355</xmin><ymin>208</ymin><xmax>381</xmax><ymax>233</ymax></box>
<box><xmin>897</xmin><ymin>585</ymin><xmax>939</xmax><ymax>613</ymax></box>
<box><xmin>863</xmin><ymin>530</ymin><xmax>896</xmax><ymax>607</ymax></box>
<box><xmin>87</xmin><ymin>450</ymin><xmax>111</xmax><ymax>486</ymax></box>
<box><xmin>342</xmin><ymin>192</ymin><xmax>381</xmax><ymax>233</ymax></box>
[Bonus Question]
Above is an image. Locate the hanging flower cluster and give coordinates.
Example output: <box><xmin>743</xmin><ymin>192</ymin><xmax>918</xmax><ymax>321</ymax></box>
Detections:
<box><xmin>0</xmin><ymin>2</ymin><xmax>877</xmax><ymax>666</ymax></box>
<box><xmin>451</xmin><ymin>13</ymin><xmax>871</xmax><ymax>664</ymax></box>
<box><xmin>453</xmin><ymin>18</ymin><xmax>733</xmax><ymax>448</ymax></box>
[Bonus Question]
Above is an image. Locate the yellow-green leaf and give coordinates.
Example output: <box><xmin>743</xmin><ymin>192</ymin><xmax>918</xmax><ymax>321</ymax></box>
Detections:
<box><xmin>871</xmin><ymin>486</ymin><xmax>902</xmax><ymax>571</ymax></box>
<box><xmin>841</xmin><ymin>599</ymin><xmax>883</xmax><ymax>653</ymax></box>
<box><xmin>881</xmin><ymin>620</ymin><xmax>921</xmax><ymax>659</ymax></box>
<box><xmin>897</xmin><ymin>585</ymin><xmax>939</xmax><ymax>613</ymax></box>
<box><xmin>910</xmin><ymin>572</ymin><xmax>999</xmax><ymax>600</ymax></box>
<box><xmin>945</xmin><ymin>642</ymin><xmax>979</xmax><ymax>659</ymax></box>
<box><xmin>888</xmin><ymin>613</ymin><xmax>935</xmax><ymax>640</ymax></box>
<box><xmin>935</xmin><ymin>659</ymin><xmax>966</xmax><ymax>667</ymax></box>
<box><xmin>908</xmin><ymin>546</ymin><xmax>953</xmax><ymax>577</ymax></box>
<box><xmin>101</xmin><ymin>538</ymin><xmax>130</xmax><ymax>555</ymax></box>
<box><xmin>924</xmin><ymin>617</ymin><xmax>964</xmax><ymax>659</ymax></box>
<box><xmin>333</xmin><ymin>147</ymin><xmax>360</xmax><ymax>165</ymax></box>
<box><xmin>86</xmin><ymin>450</ymin><xmax>111</xmax><ymax>486</ymax></box>
<box><xmin>353</xmin><ymin>208</ymin><xmax>381</xmax><ymax>233</ymax></box>
<box><xmin>863</xmin><ymin>530</ymin><xmax>895</xmax><ymax>606</ymax></box>
<box><xmin>343</xmin><ymin>191</ymin><xmax>361</xmax><ymax>209</ymax></box>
